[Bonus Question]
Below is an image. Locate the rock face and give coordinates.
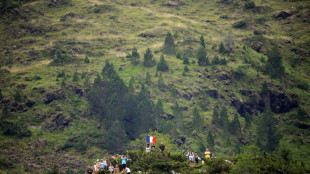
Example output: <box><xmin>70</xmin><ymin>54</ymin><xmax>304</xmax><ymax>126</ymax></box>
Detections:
<box><xmin>270</xmin><ymin>92</ymin><xmax>298</xmax><ymax>113</ymax></box>
<box><xmin>206</xmin><ymin>90</ymin><xmax>218</xmax><ymax>99</ymax></box>
<box><xmin>43</xmin><ymin>89</ymin><xmax>65</xmax><ymax>104</ymax></box>
<box><xmin>273</xmin><ymin>11</ymin><xmax>292</xmax><ymax>20</ymax></box>
<box><xmin>66</xmin><ymin>84</ymin><xmax>83</xmax><ymax>97</ymax></box>
<box><xmin>41</xmin><ymin>112</ymin><xmax>73</xmax><ymax>131</ymax></box>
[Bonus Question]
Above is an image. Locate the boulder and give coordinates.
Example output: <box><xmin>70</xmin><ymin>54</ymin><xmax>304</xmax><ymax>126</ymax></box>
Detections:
<box><xmin>273</xmin><ymin>11</ymin><xmax>292</xmax><ymax>20</ymax></box>
<box><xmin>206</xmin><ymin>90</ymin><xmax>218</xmax><ymax>99</ymax></box>
<box><xmin>41</xmin><ymin>113</ymin><xmax>73</xmax><ymax>131</ymax></box>
<box><xmin>43</xmin><ymin>89</ymin><xmax>65</xmax><ymax>104</ymax></box>
<box><xmin>269</xmin><ymin>92</ymin><xmax>298</xmax><ymax>113</ymax></box>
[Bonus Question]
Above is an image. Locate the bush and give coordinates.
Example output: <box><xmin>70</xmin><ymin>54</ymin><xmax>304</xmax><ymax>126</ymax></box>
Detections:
<box><xmin>2</xmin><ymin>121</ymin><xmax>32</xmax><ymax>138</ymax></box>
<box><xmin>244</xmin><ymin>0</ymin><xmax>255</xmax><ymax>9</ymax></box>
<box><xmin>232</xmin><ymin>21</ymin><xmax>247</xmax><ymax>29</ymax></box>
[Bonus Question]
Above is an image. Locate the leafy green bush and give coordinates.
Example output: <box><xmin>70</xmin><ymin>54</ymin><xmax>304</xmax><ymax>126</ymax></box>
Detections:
<box><xmin>1</xmin><ymin>121</ymin><xmax>32</xmax><ymax>138</ymax></box>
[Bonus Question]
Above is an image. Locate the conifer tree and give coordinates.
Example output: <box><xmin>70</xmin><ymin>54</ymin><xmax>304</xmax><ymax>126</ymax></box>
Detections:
<box><xmin>106</xmin><ymin>120</ymin><xmax>127</xmax><ymax>153</ymax></box>
<box><xmin>265</xmin><ymin>47</ymin><xmax>285</xmax><ymax>79</ymax></box>
<box><xmin>158</xmin><ymin>73</ymin><xmax>164</xmax><ymax>90</ymax></box>
<box><xmin>163</xmin><ymin>32</ymin><xmax>176</xmax><ymax>55</ymax></box>
<box><xmin>193</xmin><ymin>107</ymin><xmax>201</xmax><ymax>130</ymax></box>
<box><xmin>72</xmin><ymin>71</ymin><xmax>79</xmax><ymax>82</ymax></box>
<box><xmin>128</xmin><ymin>76</ymin><xmax>135</xmax><ymax>93</ymax></box>
<box><xmin>143</xmin><ymin>48</ymin><xmax>156</xmax><ymax>67</ymax></box>
<box><xmin>219</xmin><ymin>42</ymin><xmax>225</xmax><ymax>54</ymax></box>
<box><xmin>154</xmin><ymin>99</ymin><xmax>163</xmax><ymax>131</ymax></box>
<box><xmin>183</xmin><ymin>54</ymin><xmax>189</xmax><ymax>64</ymax></box>
<box><xmin>212</xmin><ymin>105</ymin><xmax>220</xmax><ymax>125</ymax></box>
<box><xmin>184</xmin><ymin>65</ymin><xmax>189</xmax><ymax>72</ymax></box>
<box><xmin>244</xmin><ymin>113</ymin><xmax>252</xmax><ymax>129</ymax></box>
<box><xmin>200</xmin><ymin>35</ymin><xmax>205</xmax><ymax>48</ymax></box>
<box><xmin>93</xmin><ymin>74</ymin><xmax>102</xmax><ymax>87</ymax></box>
<box><xmin>229</xmin><ymin>114</ymin><xmax>241</xmax><ymax>135</ymax></box>
<box><xmin>220</xmin><ymin>107</ymin><xmax>229</xmax><ymax>132</ymax></box>
<box><xmin>220</xmin><ymin>58</ymin><xmax>227</xmax><ymax>65</ymax></box>
<box><xmin>145</xmin><ymin>72</ymin><xmax>151</xmax><ymax>85</ymax></box>
<box><xmin>257</xmin><ymin>104</ymin><xmax>282</xmax><ymax>152</ymax></box>
<box><xmin>157</xmin><ymin>54</ymin><xmax>169</xmax><ymax>71</ymax></box>
<box><xmin>84</xmin><ymin>56</ymin><xmax>90</xmax><ymax>63</ymax></box>
<box><xmin>84</xmin><ymin>75</ymin><xmax>90</xmax><ymax>88</ymax></box>
<box><xmin>211</xmin><ymin>55</ymin><xmax>220</xmax><ymax>65</ymax></box>
<box><xmin>173</xmin><ymin>101</ymin><xmax>183</xmax><ymax>130</ymax></box>
<box><xmin>197</xmin><ymin>46</ymin><xmax>209</xmax><ymax>66</ymax></box>
<box><xmin>207</xmin><ymin>131</ymin><xmax>215</xmax><ymax>151</ymax></box>
<box><xmin>131</xmin><ymin>47</ymin><xmax>140</xmax><ymax>65</ymax></box>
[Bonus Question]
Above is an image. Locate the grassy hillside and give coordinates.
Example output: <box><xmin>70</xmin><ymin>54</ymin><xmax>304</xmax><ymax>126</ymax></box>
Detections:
<box><xmin>0</xmin><ymin>0</ymin><xmax>310</xmax><ymax>173</ymax></box>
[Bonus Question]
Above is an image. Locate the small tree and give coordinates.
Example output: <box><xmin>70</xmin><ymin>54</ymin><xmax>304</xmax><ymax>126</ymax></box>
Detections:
<box><xmin>131</xmin><ymin>47</ymin><xmax>140</xmax><ymax>65</ymax></box>
<box><xmin>157</xmin><ymin>54</ymin><xmax>169</xmax><ymax>71</ymax></box>
<box><xmin>197</xmin><ymin>46</ymin><xmax>209</xmax><ymax>66</ymax></box>
<box><xmin>84</xmin><ymin>56</ymin><xmax>90</xmax><ymax>63</ymax></box>
<box><xmin>193</xmin><ymin>107</ymin><xmax>201</xmax><ymax>130</ymax></box>
<box><xmin>229</xmin><ymin>114</ymin><xmax>242</xmax><ymax>135</ymax></box>
<box><xmin>143</xmin><ymin>48</ymin><xmax>156</xmax><ymax>67</ymax></box>
<box><xmin>207</xmin><ymin>131</ymin><xmax>215</xmax><ymax>151</ymax></box>
<box><xmin>265</xmin><ymin>47</ymin><xmax>285</xmax><ymax>79</ymax></box>
<box><xmin>211</xmin><ymin>55</ymin><xmax>220</xmax><ymax>65</ymax></box>
<box><xmin>145</xmin><ymin>72</ymin><xmax>151</xmax><ymax>85</ymax></box>
<box><xmin>183</xmin><ymin>54</ymin><xmax>189</xmax><ymax>64</ymax></box>
<box><xmin>158</xmin><ymin>73</ymin><xmax>164</xmax><ymax>90</ymax></box>
<box><xmin>184</xmin><ymin>65</ymin><xmax>189</xmax><ymax>72</ymax></box>
<box><xmin>212</xmin><ymin>105</ymin><xmax>220</xmax><ymax>125</ymax></box>
<box><xmin>163</xmin><ymin>32</ymin><xmax>176</xmax><ymax>55</ymax></box>
<box><xmin>72</xmin><ymin>71</ymin><xmax>79</xmax><ymax>82</ymax></box>
<box><xmin>200</xmin><ymin>35</ymin><xmax>206</xmax><ymax>48</ymax></box>
<box><xmin>219</xmin><ymin>42</ymin><xmax>225</xmax><ymax>54</ymax></box>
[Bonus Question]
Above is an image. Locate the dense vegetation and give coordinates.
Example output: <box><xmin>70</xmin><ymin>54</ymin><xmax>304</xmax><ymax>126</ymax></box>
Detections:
<box><xmin>0</xmin><ymin>0</ymin><xmax>310</xmax><ymax>173</ymax></box>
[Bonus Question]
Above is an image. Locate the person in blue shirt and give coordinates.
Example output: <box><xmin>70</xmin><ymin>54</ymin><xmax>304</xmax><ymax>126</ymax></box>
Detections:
<box><xmin>100</xmin><ymin>158</ymin><xmax>107</xmax><ymax>169</ymax></box>
<box><xmin>121</xmin><ymin>155</ymin><xmax>127</xmax><ymax>172</ymax></box>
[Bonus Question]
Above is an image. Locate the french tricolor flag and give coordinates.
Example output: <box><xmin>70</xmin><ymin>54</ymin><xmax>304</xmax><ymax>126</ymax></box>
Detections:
<box><xmin>147</xmin><ymin>136</ymin><xmax>156</xmax><ymax>144</ymax></box>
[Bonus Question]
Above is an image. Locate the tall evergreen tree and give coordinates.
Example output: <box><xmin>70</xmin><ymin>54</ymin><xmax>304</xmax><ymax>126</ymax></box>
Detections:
<box><xmin>207</xmin><ymin>131</ymin><xmax>215</xmax><ymax>151</ymax></box>
<box><xmin>183</xmin><ymin>54</ymin><xmax>189</xmax><ymax>64</ymax></box>
<box><xmin>143</xmin><ymin>48</ymin><xmax>156</xmax><ymax>67</ymax></box>
<box><xmin>158</xmin><ymin>73</ymin><xmax>164</xmax><ymax>90</ymax></box>
<box><xmin>157</xmin><ymin>54</ymin><xmax>169</xmax><ymax>71</ymax></box>
<box><xmin>197</xmin><ymin>46</ymin><xmax>209</xmax><ymax>66</ymax></box>
<box><xmin>173</xmin><ymin>101</ymin><xmax>183</xmax><ymax>130</ymax></box>
<box><xmin>84</xmin><ymin>56</ymin><xmax>90</xmax><ymax>63</ymax></box>
<box><xmin>212</xmin><ymin>105</ymin><xmax>220</xmax><ymax>125</ymax></box>
<box><xmin>244</xmin><ymin>113</ymin><xmax>252</xmax><ymax>129</ymax></box>
<box><xmin>163</xmin><ymin>32</ymin><xmax>176</xmax><ymax>55</ymax></box>
<box><xmin>72</xmin><ymin>71</ymin><xmax>79</xmax><ymax>82</ymax></box>
<box><xmin>257</xmin><ymin>104</ymin><xmax>282</xmax><ymax>152</ymax></box>
<box><xmin>145</xmin><ymin>72</ymin><xmax>151</xmax><ymax>85</ymax></box>
<box><xmin>131</xmin><ymin>47</ymin><xmax>140</xmax><ymax>65</ymax></box>
<box><xmin>84</xmin><ymin>75</ymin><xmax>90</xmax><ymax>88</ymax></box>
<box><xmin>105</xmin><ymin>120</ymin><xmax>127</xmax><ymax>153</ymax></box>
<box><xmin>128</xmin><ymin>76</ymin><xmax>135</xmax><ymax>93</ymax></box>
<box><xmin>200</xmin><ymin>35</ymin><xmax>206</xmax><ymax>48</ymax></box>
<box><xmin>220</xmin><ymin>107</ymin><xmax>229</xmax><ymax>132</ymax></box>
<box><xmin>229</xmin><ymin>114</ymin><xmax>241</xmax><ymax>136</ymax></box>
<box><xmin>154</xmin><ymin>99</ymin><xmax>164</xmax><ymax>131</ymax></box>
<box><xmin>265</xmin><ymin>47</ymin><xmax>285</xmax><ymax>79</ymax></box>
<box><xmin>219</xmin><ymin>42</ymin><xmax>225</xmax><ymax>54</ymax></box>
<box><xmin>193</xmin><ymin>107</ymin><xmax>201</xmax><ymax>130</ymax></box>
<box><xmin>211</xmin><ymin>55</ymin><xmax>220</xmax><ymax>65</ymax></box>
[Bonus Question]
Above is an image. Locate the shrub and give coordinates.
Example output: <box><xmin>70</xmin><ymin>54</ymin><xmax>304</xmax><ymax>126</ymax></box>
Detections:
<box><xmin>232</xmin><ymin>21</ymin><xmax>247</xmax><ymax>29</ymax></box>
<box><xmin>2</xmin><ymin>121</ymin><xmax>32</xmax><ymax>138</ymax></box>
<box><xmin>244</xmin><ymin>0</ymin><xmax>255</xmax><ymax>9</ymax></box>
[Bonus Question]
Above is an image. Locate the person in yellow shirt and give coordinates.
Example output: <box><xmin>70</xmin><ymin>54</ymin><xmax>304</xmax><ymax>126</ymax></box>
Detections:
<box><xmin>204</xmin><ymin>148</ymin><xmax>211</xmax><ymax>159</ymax></box>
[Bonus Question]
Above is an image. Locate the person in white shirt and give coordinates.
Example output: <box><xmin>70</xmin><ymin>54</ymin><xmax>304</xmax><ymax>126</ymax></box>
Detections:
<box><xmin>126</xmin><ymin>167</ymin><xmax>131</xmax><ymax>174</ymax></box>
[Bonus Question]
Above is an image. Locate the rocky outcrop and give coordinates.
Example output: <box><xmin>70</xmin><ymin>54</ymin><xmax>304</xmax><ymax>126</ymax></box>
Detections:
<box><xmin>270</xmin><ymin>91</ymin><xmax>298</xmax><ymax>113</ymax></box>
<box><xmin>273</xmin><ymin>11</ymin><xmax>292</xmax><ymax>20</ymax></box>
<box><xmin>231</xmin><ymin>99</ymin><xmax>264</xmax><ymax>117</ymax></box>
<box><xmin>43</xmin><ymin>89</ymin><xmax>65</xmax><ymax>104</ymax></box>
<box><xmin>66</xmin><ymin>84</ymin><xmax>83</xmax><ymax>97</ymax></box>
<box><xmin>138</xmin><ymin>33</ymin><xmax>156</xmax><ymax>38</ymax></box>
<box><xmin>41</xmin><ymin>112</ymin><xmax>73</xmax><ymax>131</ymax></box>
<box><xmin>10</xmin><ymin>102</ymin><xmax>27</xmax><ymax>112</ymax></box>
<box><xmin>293</xmin><ymin>121</ymin><xmax>310</xmax><ymax>130</ymax></box>
<box><xmin>206</xmin><ymin>90</ymin><xmax>218</xmax><ymax>99</ymax></box>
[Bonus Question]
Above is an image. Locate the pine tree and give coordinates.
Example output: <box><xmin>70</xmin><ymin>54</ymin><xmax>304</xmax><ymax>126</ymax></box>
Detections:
<box><xmin>244</xmin><ymin>113</ymin><xmax>252</xmax><ymax>129</ymax></box>
<box><xmin>220</xmin><ymin>58</ymin><xmax>227</xmax><ymax>65</ymax></box>
<box><xmin>261</xmin><ymin>81</ymin><xmax>269</xmax><ymax>95</ymax></box>
<box><xmin>157</xmin><ymin>54</ymin><xmax>169</xmax><ymax>71</ymax></box>
<box><xmin>158</xmin><ymin>73</ymin><xmax>164</xmax><ymax>90</ymax></box>
<box><xmin>154</xmin><ymin>99</ymin><xmax>164</xmax><ymax>131</ymax></box>
<box><xmin>197</xmin><ymin>46</ymin><xmax>208</xmax><ymax>66</ymax></box>
<box><xmin>219</xmin><ymin>42</ymin><xmax>225</xmax><ymax>54</ymax></box>
<box><xmin>93</xmin><ymin>74</ymin><xmax>102</xmax><ymax>87</ymax></box>
<box><xmin>128</xmin><ymin>76</ymin><xmax>135</xmax><ymax>93</ymax></box>
<box><xmin>265</xmin><ymin>47</ymin><xmax>285</xmax><ymax>79</ymax></box>
<box><xmin>229</xmin><ymin>114</ymin><xmax>241</xmax><ymax>136</ymax></box>
<box><xmin>183</xmin><ymin>54</ymin><xmax>189</xmax><ymax>64</ymax></box>
<box><xmin>131</xmin><ymin>47</ymin><xmax>140</xmax><ymax>65</ymax></box>
<box><xmin>145</xmin><ymin>72</ymin><xmax>151</xmax><ymax>85</ymax></box>
<box><xmin>257</xmin><ymin>104</ymin><xmax>282</xmax><ymax>152</ymax></box>
<box><xmin>55</xmin><ymin>49</ymin><xmax>64</xmax><ymax>63</ymax></box>
<box><xmin>84</xmin><ymin>75</ymin><xmax>90</xmax><ymax>88</ymax></box>
<box><xmin>193</xmin><ymin>107</ymin><xmax>201</xmax><ymax>130</ymax></box>
<box><xmin>212</xmin><ymin>105</ymin><xmax>220</xmax><ymax>125</ymax></box>
<box><xmin>84</xmin><ymin>56</ymin><xmax>90</xmax><ymax>63</ymax></box>
<box><xmin>220</xmin><ymin>107</ymin><xmax>229</xmax><ymax>133</ymax></box>
<box><xmin>211</xmin><ymin>55</ymin><xmax>220</xmax><ymax>65</ymax></box>
<box><xmin>176</xmin><ymin>52</ymin><xmax>182</xmax><ymax>59</ymax></box>
<box><xmin>106</xmin><ymin>120</ymin><xmax>127</xmax><ymax>153</ymax></box>
<box><xmin>143</xmin><ymin>48</ymin><xmax>156</xmax><ymax>67</ymax></box>
<box><xmin>207</xmin><ymin>131</ymin><xmax>215</xmax><ymax>151</ymax></box>
<box><xmin>173</xmin><ymin>101</ymin><xmax>183</xmax><ymax>130</ymax></box>
<box><xmin>72</xmin><ymin>71</ymin><xmax>79</xmax><ymax>82</ymax></box>
<box><xmin>184</xmin><ymin>65</ymin><xmax>189</xmax><ymax>72</ymax></box>
<box><xmin>200</xmin><ymin>35</ymin><xmax>206</xmax><ymax>48</ymax></box>
<box><xmin>163</xmin><ymin>32</ymin><xmax>176</xmax><ymax>55</ymax></box>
